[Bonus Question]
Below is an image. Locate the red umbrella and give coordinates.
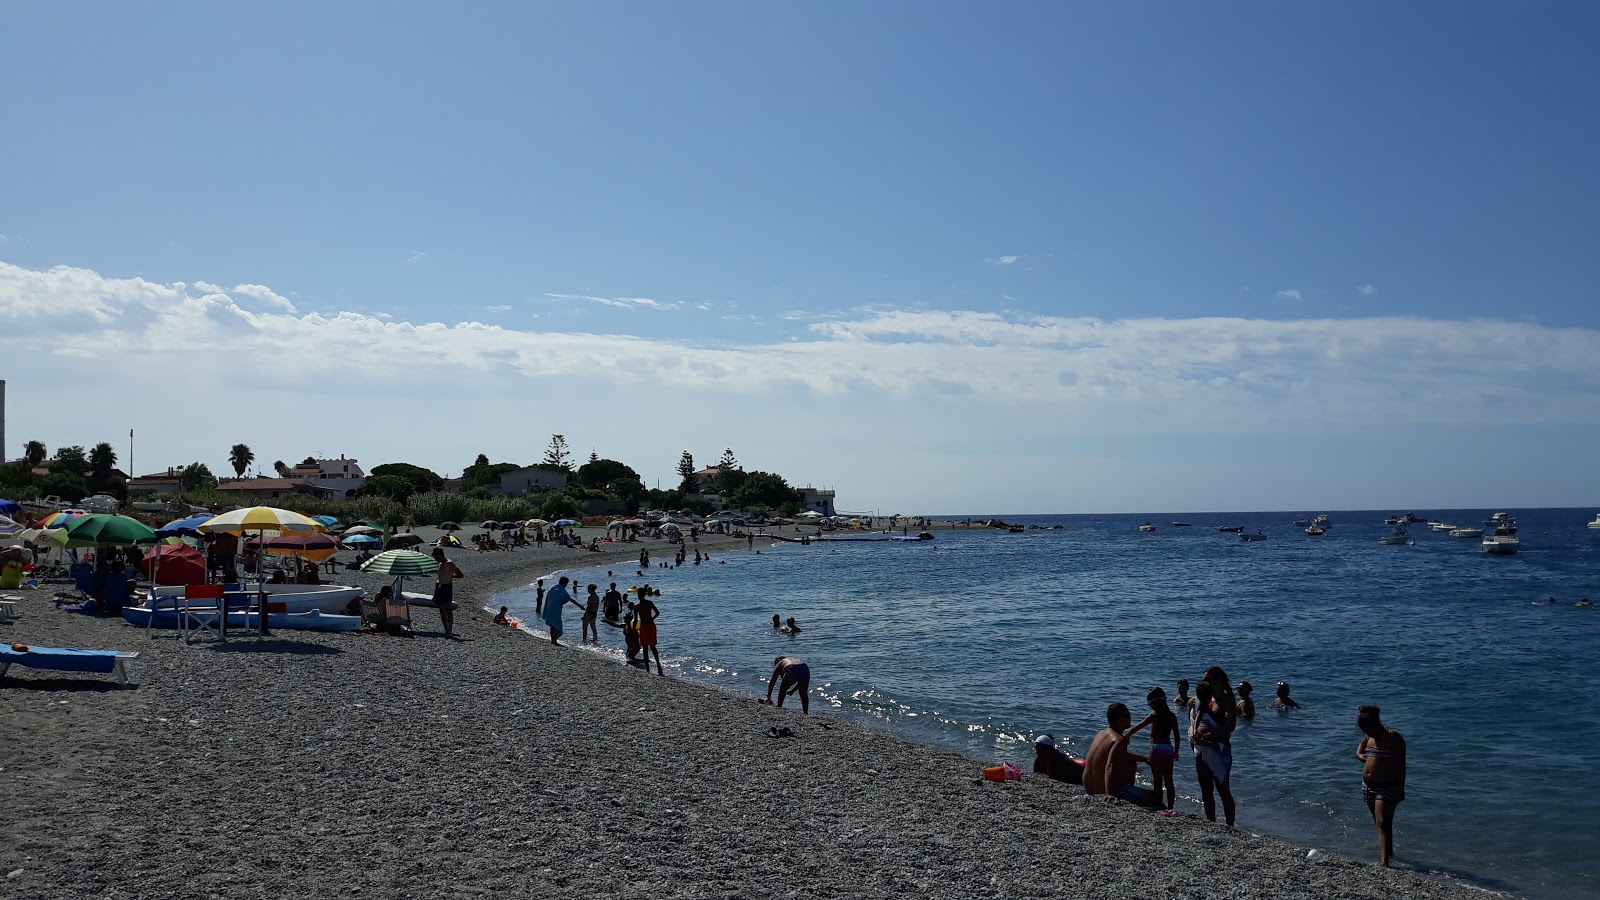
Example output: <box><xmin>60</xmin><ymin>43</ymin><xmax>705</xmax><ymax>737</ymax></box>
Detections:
<box><xmin>140</xmin><ymin>543</ymin><xmax>206</xmax><ymax>586</ymax></box>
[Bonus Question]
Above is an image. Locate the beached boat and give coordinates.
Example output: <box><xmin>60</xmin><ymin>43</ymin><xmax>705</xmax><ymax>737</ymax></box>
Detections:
<box><xmin>1239</xmin><ymin>531</ymin><xmax>1268</xmax><ymax>541</ymax></box>
<box><xmin>122</xmin><ymin>606</ymin><xmax>363</xmax><ymax>632</ymax></box>
<box><xmin>1449</xmin><ymin>527</ymin><xmax>1483</xmax><ymax>539</ymax></box>
<box><xmin>148</xmin><ymin>583</ymin><xmax>364</xmax><ymax>614</ymax></box>
<box><xmin>1138</xmin><ymin>524</ymin><xmax>1156</xmax><ymax>533</ymax></box>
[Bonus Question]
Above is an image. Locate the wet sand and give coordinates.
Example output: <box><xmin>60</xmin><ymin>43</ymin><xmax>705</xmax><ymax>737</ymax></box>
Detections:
<box><xmin>1</xmin><ymin>529</ymin><xmax>1492</xmax><ymax>899</ymax></box>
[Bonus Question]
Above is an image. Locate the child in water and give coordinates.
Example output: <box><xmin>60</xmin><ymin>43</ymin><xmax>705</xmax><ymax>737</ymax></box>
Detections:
<box><xmin>493</xmin><ymin>606</ymin><xmax>513</xmax><ymax>626</ymax></box>
<box><xmin>1274</xmin><ymin>681</ymin><xmax>1301</xmax><ymax>710</ymax></box>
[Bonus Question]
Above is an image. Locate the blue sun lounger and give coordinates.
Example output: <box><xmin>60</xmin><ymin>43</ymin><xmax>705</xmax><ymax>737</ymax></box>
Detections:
<box><xmin>0</xmin><ymin>646</ymin><xmax>138</xmax><ymax>685</ymax></box>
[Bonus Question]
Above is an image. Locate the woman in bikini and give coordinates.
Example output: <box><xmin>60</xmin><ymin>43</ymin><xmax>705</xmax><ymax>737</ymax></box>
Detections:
<box><xmin>1189</xmin><ymin>679</ymin><xmax>1237</xmax><ymax>825</ymax></box>
<box><xmin>1356</xmin><ymin>705</ymin><xmax>1406</xmax><ymax>867</ymax></box>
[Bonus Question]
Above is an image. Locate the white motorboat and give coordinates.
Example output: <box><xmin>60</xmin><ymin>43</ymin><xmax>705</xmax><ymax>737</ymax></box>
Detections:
<box><xmin>1484</xmin><ymin>512</ymin><xmax>1514</xmax><ymax>527</ymax></box>
<box><xmin>1378</xmin><ymin>525</ymin><xmax>1412</xmax><ymax>545</ymax></box>
<box><xmin>1588</xmin><ymin>514</ymin><xmax>1600</xmax><ymax>530</ymax></box>
<box><xmin>1293</xmin><ymin>518</ymin><xmax>1313</xmax><ymax>528</ymax></box>
<box><xmin>1483</xmin><ymin>535</ymin><xmax>1521</xmax><ymax>554</ymax></box>
<box><xmin>1138</xmin><ymin>523</ymin><xmax>1156</xmax><ymax>532</ymax></box>
<box><xmin>1305</xmin><ymin>526</ymin><xmax>1326</xmax><ymax>536</ymax></box>
<box><xmin>1311</xmin><ymin>514</ymin><xmax>1331</xmax><ymax>528</ymax></box>
<box><xmin>1449</xmin><ymin>527</ymin><xmax>1483</xmax><ymax>538</ymax></box>
<box><xmin>1430</xmin><ymin>522</ymin><xmax>1457</xmax><ymax>532</ymax></box>
<box><xmin>148</xmin><ymin>582</ymin><xmax>364</xmax><ymax>614</ymax></box>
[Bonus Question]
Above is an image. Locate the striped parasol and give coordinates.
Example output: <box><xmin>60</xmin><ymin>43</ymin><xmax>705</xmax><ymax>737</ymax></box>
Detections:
<box><xmin>359</xmin><ymin>549</ymin><xmax>439</xmax><ymax>577</ymax></box>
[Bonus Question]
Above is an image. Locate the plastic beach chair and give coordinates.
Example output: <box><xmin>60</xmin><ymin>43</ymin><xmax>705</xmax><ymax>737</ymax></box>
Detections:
<box><xmin>182</xmin><ymin>584</ymin><xmax>227</xmax><ymax>643</ymax></box>
<box><xmin>0</xmin><ymin>646</ymin><xmax>139</xmax><ymax>686</ymax></box>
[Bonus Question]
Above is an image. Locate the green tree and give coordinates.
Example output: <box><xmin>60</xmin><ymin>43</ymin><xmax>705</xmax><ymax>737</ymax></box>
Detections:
<box><xmin>676</xmin><ymin>451</ymin><xmax>696</xmax><ymax>493</ymax></box>
<box><xmin>229</xmin><ymin>443</ymin><xmax>255</xmax><ymax>477</ymax></box>
<box><xmin>588</xmin><ymin>449</ymin><xmax>600</xmax><ymax>465</ymax></box>
<box><xmin>181</xmin><ymin>461</ymin><xmax>217</xmax><ymax>491</ymax></box>
<box><xmin>359</xmin><ymin>474</ymin><xmax>415</xmax><ymax>502</ymax></box>
<box><xmin>731</xmin><ymin>471</ymin><xmax>799</xmax><ymax>508</ymax></box>
<box><xmin>23</xmin><ymin>440</ymin><xmax>46</xmax><ymax>468</ymax></box>
<box><xmin>273</xmin><ymin>460</ymin><xmax>291</xmax><ymax>477</ymax></box>
<box><xmin>610</xmin><ymin>476</ymin><xmax>646</xmax><ymax>513</ymax></box>
<box><xmin>716</xmin><ymin>448</ymin><xmax>738</xmax><ymax>471</ymax></box>
<box><xmin>54</xmin><ymin>445</ymin><xmax>89</xmax><ymax>475</ymax></box>
<box><xmin>577</xmin><ymin>458</ymin><xmax>638</xmax><ymax>490</ymax></box>
<box><xmin>39</xmin><ymin>472</ymin><xmax>89</xmax><ymax>502</ymax></box>
<box><xmin>88</xmin><ymin>442</ymin><xmax>118</xmax><ymax>491</ymax></box>
<box><xmin>474</xmin><ymin>453</ymin><xmax>490</xmax><ymax>468</ymax></box>
<box><xmin>538</xmin><ymin>492</ymin><xmax>584</xmax><ymax>521</ymax></box>
<box><xmin>541</xmin><ymin>434</ymin><xmax>573</xmax><ymax>472</ymax></box>
<box><xmin>371</xmin><ymin>462</ymin><xmax>444</xmax><ymax>494</ymax></box>
<box><xmin>714</xmin><ymin>467</ymin><xmax>749</xmax><ymax>496</ymax></box>
<box><xmin>462</xmin><ymin>460</ymin><xmax>519</xmax><ymax>492</ymax></box>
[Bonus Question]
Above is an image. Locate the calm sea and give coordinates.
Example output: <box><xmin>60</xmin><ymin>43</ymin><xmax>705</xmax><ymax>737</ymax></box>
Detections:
<box><xmin>495</xmin><ymin>508</ymin><xmax>1600</xmax><ymax>899</ymax></box>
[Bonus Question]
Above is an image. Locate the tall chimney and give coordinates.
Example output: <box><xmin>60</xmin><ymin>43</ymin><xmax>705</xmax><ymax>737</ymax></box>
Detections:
<box><xmin>1</xmin><ymin>379</ymin><xmax>7</xmax><ymax>464</ymax></box>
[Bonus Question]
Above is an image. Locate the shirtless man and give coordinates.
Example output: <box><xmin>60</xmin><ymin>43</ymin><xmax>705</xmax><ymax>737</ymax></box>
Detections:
<box><xmin>1082</xmin><ymin>702</ymin><xmax>1160</xmax><ymax>809</ymax></box>
<box><xmin>1356</xmin><ymin>705</ymin><xmax>1407</xmax><ymax>867</ymax></box>
<box><xmin>431</xmin><ymin>547</ymin><xmax>464</xmax><ymax>637</ymax></box>
<box><xmin>602</xmin><ymin>582</ymin><xmax>623</xmax><ymax>624</ymax></box>
<box><xmin>763</xmin><ymin>656</ymin><xmax>810</xmax><ymax>713</ymax></box>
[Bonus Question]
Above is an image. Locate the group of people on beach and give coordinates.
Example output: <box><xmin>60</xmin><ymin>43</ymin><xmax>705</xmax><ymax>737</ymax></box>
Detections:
<box><xmin>1036</xmin><ymin>669</ymin><xmax>1406</xmax><ymax>867</ymax></box>
<box><xmin>518</xmin><ymin>575</ymin><xmax>666</xmax><ymax>675</ymax></box>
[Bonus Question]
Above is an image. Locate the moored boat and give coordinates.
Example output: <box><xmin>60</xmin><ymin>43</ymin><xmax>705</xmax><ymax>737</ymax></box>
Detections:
<box><xmin>1218</xmin><ymin>525</ymin><xmax>1244</xmax><ymax>533</ymax></box>
<box><xmin>1449</xmin><ymin>527</ymin><xmax>1483</xmax><ymax>539</ymax></box>
<box><xmin>1482</xmin><ymin>534</ymin><xmax>1521</xmax><ymax>554</ymax></box>
<box><xmin>1138</xmin><ymin>523</ymin><xmax>1156</xmax><ymax>533</ymax></box>
<box><xmin>1378</xmin><ymin>524</ymin><xmax>1412</xmax><ymax>545</ymax></box>
<box><xmin>1239</xmin><ymin>531</ymin><xmax>1268</xmax><ymax>541</ymax></box>
<box><xmin>1305</xmin><ymin>526</ymin><xmax>1326</xmax><ymax>536</ymax></box>
<box><xmin>1588</xmin><ymin>514</ymin><xmax>1600</xmax><ymax>530</ymax></box>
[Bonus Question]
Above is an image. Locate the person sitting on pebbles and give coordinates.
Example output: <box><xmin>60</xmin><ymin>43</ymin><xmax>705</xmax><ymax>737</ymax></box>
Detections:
<box><xmin>763</xmin><ymin>656</ymin><xmax>810</xmax><ymax>714</ymax></box>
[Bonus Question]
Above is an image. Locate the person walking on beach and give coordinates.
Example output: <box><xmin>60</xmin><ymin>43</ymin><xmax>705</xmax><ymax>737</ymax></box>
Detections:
<box><xmin>1083</xmin><ymin>703</ymin><xmax>1160</xmax><ymax>809</ymax></box>
<box><xmin>580</xmin><ymin>583</ymin><xmax>600</xmax><ymax>643</ymax></box>
<box><xmin>1189</xmin><ymin>681</ymin><xmax>1237</xmax><ymax>825</ymax></box>
<box><xmin>634</xmin><ymin>590</ymin><xmax>662</xmax><ymax>675</ymax></box>
<box><xmin>431</xmin><ymin>547</ymin><xmax>464</xmax><ymax>637</ymax></box>
<box><xmin>541</xmin><ymin>576</ymin><xmax>581</xmax><ymax>646</ymax></box>
<box><xmin>1145</xmin><ymin>687</ymin><xmax>1180</xmax><ymax>811</ymax></box>
<box><xmin>763</xmin><ymin>656</ymin><xmax>810</xmax><ymax>713</ymax></box>
<box><xmin>1356</xmin><ymin>705</ymin><xmax>1406</xmax><ymax>867</ymax></box>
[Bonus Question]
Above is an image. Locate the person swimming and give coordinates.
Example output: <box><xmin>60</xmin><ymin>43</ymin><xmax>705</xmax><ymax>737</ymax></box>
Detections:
<box><xmin>780</xmin><ymin>616</ymin><xmax>801</xmax><ymax>635</ymax></box>
<box><xmin>1576</xmin><ymin>598</ymin><xmax>1592</xmax><ymax>607</ymax></box>
<box><xmin>770</xmin><ymin>614</ymin><xmax>782</xmax><ymax>629</ymax></box>
<box><xmin>1274</xmin><ymin>681</ymin><xmax>1301</xmax><ymax>709</ymax></box>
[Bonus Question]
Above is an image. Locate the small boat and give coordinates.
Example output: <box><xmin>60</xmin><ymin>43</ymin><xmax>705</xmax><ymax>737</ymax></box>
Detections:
<box><xmin>1484</xmin><ymin>512</ymin><xmax>1514</xmax><ymax>527</ymax></box>
<box><xmin>1449</xmin><ymin>527</ymin><xmax>1483</xmax><ymax>539</ymax></box>
<box><xmin>1138</xmin><ymin>524</ymin><xmax>1156</xmax><ymax>533</ymax></box>
<box><xmin>1382</xmin><ymin>516</ymin><xmax>1402</xmax><ymax>525</ymax></box>
<box><xmin>1304</xmin><ymin>526</ymin><xmax>1326</xmax><ymax>536</ymax></box>
<box><xmin>1293</xmin><ymin>518</ymin><xmax>1313</xmax><ymax>528</ymax></box>
<box><xmin>1239</xmin><ymin>531</ymin><xmax>1268</xmax><ymax>541</ymax></box>
<box><xmin>1311</xmin><ymin>515</ymin><xmax>1331</xmax><ymax>528</ymax></box>
<box><xmin>1218</xmin><ymin>525</ymin><xmax>1245</xmax><ymax>533</ymax></box>
<box><xmin>1378</xmin><ymin>525</ymin><xmax>1412</xmax><ymax>545</ymax></box>
<box><xmin>1006</xmin><ymin>526</ymin><xmax>1025</xmax><ymax>533</ymax></box>
<box><xmin>1588</xmin><ymin>514</ymin><xmax>1600</xmax><ymax>530</ymax></box>
<box><xmin>1403</xmin><ymin>513</ymin><xmax>1428</xmax><ymax>523</ymax></box>
<box><xmin>150</xmin><ymin>583</ymin><xmax>365</xmax><ymax>614</ymax></box>
<box><xmin>1483</xmin><ymin>534</ymin><xmax>1521</xmax><ymax>554</ymax></box>
<box><xmin>122</xmin><ymin>606</ymin><xmax>363</xmax><ymax>632</ymax></box>
<box><xmin>1430</xmin><ymin>522</ymin><xmax>1457</xmax><ymax>532</ymax></box>
<box><xmin>1171</xmin><ymin>522</ymin><xmax>1191</xmax><ymax>527</ymax></box>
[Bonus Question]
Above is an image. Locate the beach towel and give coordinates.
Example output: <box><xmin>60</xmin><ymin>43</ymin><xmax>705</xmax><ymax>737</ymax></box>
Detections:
<box><xmin>0</xmin><ymin>646</ymin><xmax>119</xmax><ymax>674</ymax></box>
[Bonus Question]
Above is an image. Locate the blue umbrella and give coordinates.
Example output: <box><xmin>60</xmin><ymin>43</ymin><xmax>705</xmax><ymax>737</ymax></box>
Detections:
<box><xmin>158</xmin><ymin>513</ymin><xmax>216</xmax><ymax>537</ymax></box>
<box><xmin>552</xmin><ymin>519</ymin><xmax>579</xmax><ymax>527</ymax></box>
<box><xmin>0</xmin><ymin>499</ymin><xmax>20</xmax><ymax>516</ymax></box>
<box><xmin>340</xmin><ymin>533</ymin><xmax>380</xmax><ymax>545</ymax></box>
<box><xmin>312</xmin><ymin>515</ymin><xmax>339</xmax><ymax>527</ymax></box>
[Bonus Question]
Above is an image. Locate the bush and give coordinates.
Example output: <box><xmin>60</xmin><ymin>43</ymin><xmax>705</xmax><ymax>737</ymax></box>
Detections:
<box><xmin>38</xmin><ymin>472</ymin><xmax>90</xmax><ymax>502</ymax></box>
<box><xmin>408</xmin><ymin>491</ymin><xmax>471</xmax><ymax>526</ymax></box>
<box><xmin>348</xmin><ymin>496</ymin><xmax>407</xmax><ymax>527</ymax></box>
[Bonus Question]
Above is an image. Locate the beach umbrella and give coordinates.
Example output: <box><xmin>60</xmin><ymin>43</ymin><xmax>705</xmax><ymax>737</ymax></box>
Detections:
<box><xmin>255</xmin><ymin>532</ymin><xmax>340</xmax><ymax>562</ymax></box>
<box><xmin>0</xmin><ymin>515</ymin><xmax>23</xmax><ymax>537</ymax></box>
<box><xmin>607</xmin><ymin>520</ymin><xmax>625</xmax><ymax>529</ymax></box>
<box><xmin>552</xmin><ymin>519</ymin><xmax>578</xmax><ymax>528</ymax></box>
<box><xmin>199</xmin><ymin>507</ymin><xmax>325</xmax><ymax>634</ymax></box>
<box><xmin>311</xmin><ymin>515</ymin><xmax>339</xmax><ymax>527</ymax></box>
<box><xmin>386</xmin><ymin>533</ymin><xmax>425</xmax><ymax>550</ymax></box>
<box><xmin>60</xmin><ymin>514</ymin><xmax>158</xmax><ymax>548</ymax></box>
<box><xmin>139</xmin><ymin>542</ymin><xmax>206</xmax><ymax>585</ymax></box>
<box><xmin>0</xmin><ymin>499</ymin><xmax>20</xmax><ymax>516</ymax></box>
<box><xmin>360</xmin><ymin>549</ymin><xmax>438</xmax><ymax>577</ymax></box>
<box><xmin>36</xmin><ymin>510</ymin><xmax>86</xmax><ymax>529</ymax></box>
<box><xmin>524</xmin><ymin>518</ymin><xmax>549</xmax><ymax>526</ymax></box>
<box><xmin>623</xmin><ymin>518</ymin><xmax>643</xmax><ymax>525</ymax></box>
<box><xmin>439</xmin><ymin>521</ymin><xmax>461</xmax><ymax>531</ymax></box>
<box><xmin>160</xmin><ymin>513</ymin><xmax>215</xmax><ymax>536</ymax></box>
<box><xmin>341</xmin><ymin>524</ymin><xmax>382</xmax><ymax>536</ymax></box>
<box><xmin>659</xmin><ymin>523</ymin><xmax>681</xmax><ymax>532</ymax></box>
<box><xmin>340</xmin><ymin>533</ymin><xmax>380</xmax><ymax>545</ymax></box>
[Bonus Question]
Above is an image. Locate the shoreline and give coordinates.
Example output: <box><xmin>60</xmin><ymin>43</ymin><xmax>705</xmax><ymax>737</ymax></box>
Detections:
<box><xmin>2</xmin><ymin>527</ymin><xmax>1498</xmax><ymax>899</ymax></box>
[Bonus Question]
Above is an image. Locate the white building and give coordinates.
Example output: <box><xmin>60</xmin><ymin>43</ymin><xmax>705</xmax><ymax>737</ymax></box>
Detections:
<box><xmin>287</xmin><ymin>455</ymin><xmax>367</xmax><ymax>499</ymax></box>
<box><xmin>796</xmin><ymin>486</ymin><xmax>837</xmax><ymax>516</ymax></box>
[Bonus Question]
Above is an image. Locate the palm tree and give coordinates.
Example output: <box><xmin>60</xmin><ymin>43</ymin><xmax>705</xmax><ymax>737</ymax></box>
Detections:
<box><xmin>273</xmin><ymin>460</ymin><xmax>290</xmax><ymax>477</ymax></box>
<box><xmin>22</xmin><ymin>441</ymin><xmax>46</xmax><ymax>468</ymax></box>
<box><xmin>88</xmin><ymin>442</ymin><xmax>118</xmax><ymax>491</ymax></box>
<box><xmin>229</xmin><ymin>443</ymin><xmax>255</xmax><ymax>478</ymax></box>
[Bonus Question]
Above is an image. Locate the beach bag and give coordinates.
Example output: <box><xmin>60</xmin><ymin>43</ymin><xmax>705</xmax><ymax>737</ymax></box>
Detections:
<box><xmin>982</xmin><ymin>762</ymin><xmax>1023</xmax><ymax>783</ymax></box>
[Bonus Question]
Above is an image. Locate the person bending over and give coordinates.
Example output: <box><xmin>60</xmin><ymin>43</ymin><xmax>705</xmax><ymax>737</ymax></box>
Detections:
<box><xmin>1083</xmin><ymin>702</ymin><xmax>1160</xmax><ymax>809</ymax></box>
<box><xmin>764</xmin><ymin>657</ymin><xmax>810</xmax><ymax>714</ymax></box>
<box><xmin>1357</xmin><ymin>705</ymin><xmax>1406</xmax><ymax>867</ymax></box>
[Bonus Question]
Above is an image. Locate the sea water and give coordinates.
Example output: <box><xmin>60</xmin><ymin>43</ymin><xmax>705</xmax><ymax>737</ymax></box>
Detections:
<box><xmin>495</xmin><ymin>509</ymin><xmax>1600</xmax><ymax>899</ymax></box>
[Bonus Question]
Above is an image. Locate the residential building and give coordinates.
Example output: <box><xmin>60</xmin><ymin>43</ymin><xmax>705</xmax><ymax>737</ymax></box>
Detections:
<box><xmin>128</xmin><ymin>467</ymin><xmax>186</xmax><ymax>495</ymax></box>
<box><xmin>797</xmin><ymin>486</ymin><xmax>837</xmax><ymax>517</ymax></box>
<box><xmin>217</xmin><ymin>478</ymin><xmax>336</xmax><ymax>503</ymax></box>
<box><xmin>286</xmin><ymin>455</ymin><xmax>367</xmax><ymax>498</ymax></box>
<box><xmin>495</xmin><ymin>466</ymin><xmax>569</xmax><ymax>495</ymax></box>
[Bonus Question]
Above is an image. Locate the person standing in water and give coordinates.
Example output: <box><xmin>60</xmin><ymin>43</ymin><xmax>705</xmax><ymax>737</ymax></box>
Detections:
<box><xmin>602</xmin><ymin>582</ymin><xmax>623</xmax><ymax>624</ymax></box>
<box><xmin>634</xmin><ymin>590</ymin><xmax>662</xmax><ymax>675</ymax></box>
<box><xmin>1356</xmin><ymin>705</ymin><xmax>1406</xmax><ymax>867</ymax></box>
<box><xmin>1146</xmin><ymin>687</ymin><xmax>1180</xmax><ymax>811</ymax></box>
<box><xmin>540</xmin><ymin>576</ymin><xmax>581</xmax><ymax>646</ymax></box>
<box><xmin>580</xmin><ymin>583</ymin><xmax>600</xmax><ymax>643</ymax></box>
<box><xmin>1274</xmin><ymin>681</ymin><xmax>1301</xmax><ymax>710</ymax></box>
<box><xmin>431</xmin><ymin>547</ymin><xmax>464</xmax><ymax>637</ymax></box>
<box><xmin>1189</xmin><ymin>680</ymin><xmax>1237</xmax><ymax>825</ymax></box>
<box><xmin>770</xmin><ymin>614</ymin><xmax>782</xmax><ymax>629</ymax></box>
<box><xmin>534</xmin><ymin>578</ymin><xmax>545</xmax><ymax>616</ymax></box>
<box><xmin>764</xmin><ymin>657</ymin><xmax>810</xmax><ymax>713</ymax></box>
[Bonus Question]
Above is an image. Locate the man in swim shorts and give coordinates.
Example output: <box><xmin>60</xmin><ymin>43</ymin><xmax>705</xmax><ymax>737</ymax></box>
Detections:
<box><xmin>764</xmin><ymin>656</ymin><xmax>810</xmax><ymax>714</ymax></box>
<box><xmin>1356</xmin><ymin>704</ymin><xmax>1406</xmax><ymax>867</ymax></box>
<box><xmin>431</xmin><ymin>547</ymin><xmax>464</xmax><ymax>637</ymax></box>
<box><xmin>1083</xmin><ymin>702</ymin><xmax>1160</xmax><ymax>809</ymax></box>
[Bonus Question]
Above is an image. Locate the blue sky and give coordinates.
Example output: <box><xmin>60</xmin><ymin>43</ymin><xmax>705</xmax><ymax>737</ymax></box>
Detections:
<box><xmin>2</xmin><ymin>2</ymin><xmax>1597</xmax><ymax>513</ymax></box>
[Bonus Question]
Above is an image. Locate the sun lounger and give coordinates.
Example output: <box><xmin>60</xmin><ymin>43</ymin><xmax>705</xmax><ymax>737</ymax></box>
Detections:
<box><xmin>0</xmin><ymin>646</ymin><xmax>139</xmax><ymax>685</ymax></box>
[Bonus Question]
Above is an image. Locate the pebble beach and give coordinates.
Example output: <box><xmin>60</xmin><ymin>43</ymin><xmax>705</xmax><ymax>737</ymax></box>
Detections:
<box><xmin>2</xmin><ymin>529</ymin><xmax>1495</xmax><ymax>899</ymax></box>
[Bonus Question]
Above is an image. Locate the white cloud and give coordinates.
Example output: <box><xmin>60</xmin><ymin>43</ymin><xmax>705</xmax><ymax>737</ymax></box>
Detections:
<box><xmin>407</xmin><ymin>251</ymin><xmax>426</xmax><ymax>264</ymax></box>
<box><xmin>1358</xmin><ymin>284</ymin><xmax>1377</xmax><ymax>295</ymax></box>
<box><xmin>1276</xmin><ymin>289</ymin><xmax>1302</xmax><ymax>301</ymax></box>
<box><xmin>485</xmin><ymin>305</ymin><xmax>511</xmax><ymax>313</ymax></box>
<box><xmin>544</xmin><ymin>292</ymin><xmax>681</xmax><ymax>311</ymax></box>
<box><xmin>986</xmin><ymin>255</ymin><xmax>1021</xmax><ymax>265</ymax></box>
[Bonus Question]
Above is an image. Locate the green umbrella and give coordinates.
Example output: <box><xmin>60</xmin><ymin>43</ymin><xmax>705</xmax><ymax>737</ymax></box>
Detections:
<box><xmin>359</xmin><ymin>549</ymin><xmax>439</xmax><ymax>577</ymax></box>
<box><xmin>59</xmin><ymin>514</ymin><xmax>157</xmax><ymax>548</ymax></box>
